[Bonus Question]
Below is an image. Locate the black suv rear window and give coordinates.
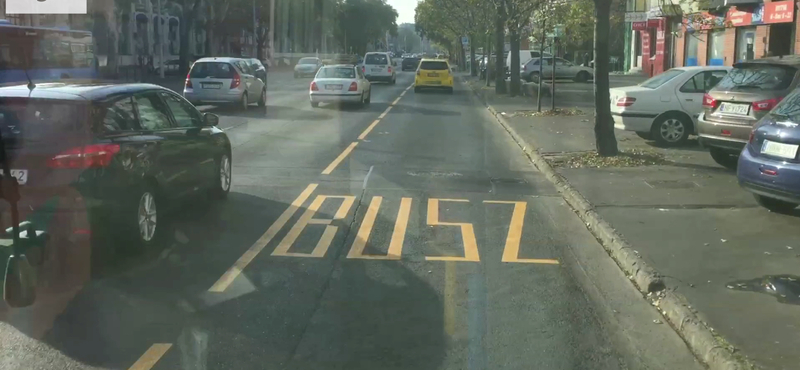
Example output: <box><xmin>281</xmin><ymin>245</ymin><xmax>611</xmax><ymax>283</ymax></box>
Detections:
<box><xmin>190</xmin><ymin>62</ymin><xmax>235</xmax><ymax>78</ymax></box>
<box><xmin>715</xmin><ymin>64</ymin><xmax>796</xmax><ymax>91</ymax></box>
<box><xmin>419</xmin><ymin>61</ymin><xmax>448</xmax><ymax>70</ymax></box>
<box><xmin>365</xmin><ymin>54</ymin><xmax>388</xmax><ymax>65</ymax></box>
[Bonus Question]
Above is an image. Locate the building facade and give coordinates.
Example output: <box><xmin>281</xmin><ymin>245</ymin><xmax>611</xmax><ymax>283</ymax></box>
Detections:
<box><xmin>625</xmin><ymin>0</ymin><xmax>798</xmax><ymax>76</ymax></box>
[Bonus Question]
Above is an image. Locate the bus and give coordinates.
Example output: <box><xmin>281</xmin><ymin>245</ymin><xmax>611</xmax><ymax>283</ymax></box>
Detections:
<box><xmin>0</xmin><ymin>20</ymin><xmax>98</xmax><ymax>86</ymax></box>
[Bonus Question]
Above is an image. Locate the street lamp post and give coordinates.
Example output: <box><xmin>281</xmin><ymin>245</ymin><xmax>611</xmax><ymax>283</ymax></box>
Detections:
<box><xmin>157</xmin><ymin>0</ymin><xmax>164</xmax><ymax>79</ymax></box>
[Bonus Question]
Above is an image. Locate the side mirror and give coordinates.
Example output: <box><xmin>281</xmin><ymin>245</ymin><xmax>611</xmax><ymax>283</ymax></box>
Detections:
<box><xmin>4</xmin><ymin>254</ymin><xmax>36</xmax><ymax>308</ymax></box>
<box><xmin>203</xmin><ymin>113</ymin><xmax>219</xmax><ymax>127</ymax></box>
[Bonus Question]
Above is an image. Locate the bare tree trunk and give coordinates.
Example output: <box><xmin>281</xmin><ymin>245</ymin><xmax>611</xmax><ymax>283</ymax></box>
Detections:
<box><xmin>509</xmin><ymin>31</ymin><xmax>520</xmax><ymax>97</ymax></box>
<box><xmin>593</xmin><ymin>0</ymin><xmax>618</xmax><ymax>156</ymax></box>
<box><xmin>494</xmin><ymin>3</ymin><xmax>506</xmax><ymax>94</ymax></box>
<box><xmin>469</xmin><ymin>34</ymin><xmax>477</xmax><ymax>76</ymax></box>
<box><xmin>485</xmin><ymin>32</ymin><xmax>492</xmax><ymax>86</ymax></box>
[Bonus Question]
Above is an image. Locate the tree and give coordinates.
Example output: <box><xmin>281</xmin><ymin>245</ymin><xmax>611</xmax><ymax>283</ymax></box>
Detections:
<box><xmin>336</xmin><ymin>0</ymin><xmax>398</xmax><ymax>54</ymax></box>
<box><xmin>593</xmin><ymin>0</ymin><xmax>617</xmax><ymax>156</ymax></box>
<box><xmin>178</xmin><ymin>0</ymin><xmax>203</xmax><ymax>73</ymax></box>
<box><xmin>505</xmin><ymin>0</ymin><xmax>542</xmax><ymax>97</ymax></box>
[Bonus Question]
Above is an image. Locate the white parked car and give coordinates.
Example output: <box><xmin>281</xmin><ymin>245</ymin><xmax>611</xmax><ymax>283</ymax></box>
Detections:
<box><xmin>310</xmin><ymin>64</ymin><xmax>372</xmax><ymax>108</ymax></box>
<box><xmin>611</xmin><ymin>66</ymin><xmax>731</xmax><ymax>146</ymax></box>
<box><xmin>522</xmin><ymin>57</ymin><xmax>593</xmax><ymax>83</ymax></box>
<box><xmin>184</xmin><ymin>57</ymin><xmax>267</xmax><ymax>110</ymax></box>
<box><xmin>362</xmin><ymin>52</ymin><xmax>396</xmax><ymax>84</ymax></box>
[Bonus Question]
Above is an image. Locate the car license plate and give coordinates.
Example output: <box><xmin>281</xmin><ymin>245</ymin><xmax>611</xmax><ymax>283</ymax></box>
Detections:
<box><xmin>719</xmin><ymin>102</ymin><xmax>750</xmax><ymax>115</ymax></box>
<box><xmin>4</xmin><ymin>170</ymin><xmax>27</xmax><ymax>185</ymax></box>
<box><xmin>326</xmin><ymin>84</ymin><xmax>342</xmax><ymax>90</ymax></box>
<box><xmin>428</xmin><ymin>81</ymin><xmax>441</xmax><ymax>84</ymax></box>
<box><xmin>428</xmin><ymin>73</ymin><xmax>439</xmax><ymax>77</ymax></box>
<box><xmin>202</xmin><ymin>83</ymin><xmax>221</xmax><ymax>89</ymax></box>
<box><xmin>761</xmin><ymin>140</ymin><xmax>799</xmax><ymax>159</ymax></box>
<box><xmin>371</xmin><ymin>68</ymin><xmax>382</xmax><ymax>72</ymax></box>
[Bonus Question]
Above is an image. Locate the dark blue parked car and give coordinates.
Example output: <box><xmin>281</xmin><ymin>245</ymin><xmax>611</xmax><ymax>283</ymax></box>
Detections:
<box><xmin>737</xmin><ymin>89</ymin><xmax>800</xmax><ymax>213</ymax></box>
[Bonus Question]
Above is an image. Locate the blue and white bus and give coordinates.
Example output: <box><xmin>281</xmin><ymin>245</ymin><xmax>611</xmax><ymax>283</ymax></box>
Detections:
<box><xmin>0</xmin><ymin>20</ymin><xmax>98</xmax><ymax>86</ymax></box>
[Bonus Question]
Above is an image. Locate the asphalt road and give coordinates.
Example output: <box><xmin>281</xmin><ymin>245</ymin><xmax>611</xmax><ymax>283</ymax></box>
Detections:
<box><xmin>7</xmin><ymin>71</ymin><xmax>702</xmax><ymax>369</ymax></box>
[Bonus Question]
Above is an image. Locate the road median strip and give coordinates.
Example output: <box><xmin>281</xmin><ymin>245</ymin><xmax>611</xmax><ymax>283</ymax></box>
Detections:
<box><xmin>463</xmin><ymin>77</ymin><xmax>750</xmax><ymax>370</ymax></box>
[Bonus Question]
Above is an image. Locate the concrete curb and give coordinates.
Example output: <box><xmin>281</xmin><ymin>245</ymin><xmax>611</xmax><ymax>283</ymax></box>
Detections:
<box><xmin>462</xmin><ymin>77</ymin><xmax>751</xmax><ymax>370</ymax></box>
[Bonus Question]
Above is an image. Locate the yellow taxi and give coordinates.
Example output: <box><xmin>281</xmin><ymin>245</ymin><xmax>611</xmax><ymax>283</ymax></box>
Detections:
<box><xmin>414</xmin><ymin>59</ymin><xmax>454</xmax><ymax>93</ymax></box>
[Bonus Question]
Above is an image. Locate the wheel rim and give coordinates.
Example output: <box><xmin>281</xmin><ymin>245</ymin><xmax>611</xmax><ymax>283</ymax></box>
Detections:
<box><xmin>660</xmin><ymin>118</ymin><xmax>685</xmax><ymax>142</ymax></box>
<box><xmin>138</xmin><ymin>192</ymin><xmax>157</xmax><ymax>242</ymax></box>
<box><xmin>220</xmin><ymin>155</ymin><xmax>231</xmax><ymax>191</ymax></box>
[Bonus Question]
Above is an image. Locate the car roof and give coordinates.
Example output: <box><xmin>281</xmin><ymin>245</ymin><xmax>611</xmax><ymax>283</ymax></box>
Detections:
<box><xmin>673</xmin><ymin>66</ymin><xmax>732</xmax><ymax>71</ymax></box>
<box><xmin>419</xmin><ymin>58</ymin><xmax>448</xmax><ymax>62</ymax></box>
<box><xmin>0</xmin><ymin>81</ymin><xmax>172</xmax><ymax>102</ymax></box>
<box><xmin>194</xmin><ymin>57</ymin><xmax>244</xmax><ymax>63</ymax></box>
<box><xmin>735</xmin><ymin>55</ymin><xmax>800</xmax><ymax>67</ymax></box>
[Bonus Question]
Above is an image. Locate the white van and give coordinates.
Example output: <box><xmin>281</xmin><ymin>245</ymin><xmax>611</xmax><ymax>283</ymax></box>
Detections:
<box><xmin>362</xmin><ymin>52</ymin><xmax>396</xmax><ymax>84</ymax></box>
<box><xmin>505</xmin><ymin>50</ymin><xmax>553</xmax><ymax>71</ymax></box>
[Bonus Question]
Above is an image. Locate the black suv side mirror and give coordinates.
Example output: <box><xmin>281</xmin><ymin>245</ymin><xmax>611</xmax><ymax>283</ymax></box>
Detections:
<box><xmin>203</xmin><ymin>113</ymin><xmax>220</xmax><ymax>127</ymax></box>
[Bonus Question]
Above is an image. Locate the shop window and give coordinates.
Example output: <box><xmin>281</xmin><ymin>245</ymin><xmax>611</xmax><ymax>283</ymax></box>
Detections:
<box><xmin>735</xmin><ymin>26</ymin><xmax>756</xmax><ymax>63</ymax></box>
<box><xmin>685</xmin><ymin>31</ymin><xmax>699</xmax><ymax>66</ymax></box>
<box><xmin>649</xmin><ymin>28</ymin><xmax>656</xmax><ymax>57</ymax></box>
<box><xmin>769</xmin><ymin>23</ymin><xmax>792</xmax><ymax>57</ymax></box>
<box><xmin>707</xmin><ymin>30</ymin><xmax>725</xmax><ymax>66</ymax></box>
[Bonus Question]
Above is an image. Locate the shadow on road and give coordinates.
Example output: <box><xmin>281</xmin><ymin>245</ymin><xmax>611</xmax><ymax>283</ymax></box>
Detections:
<box><xmin>15</xmin><ymin>189</ymin><xmax>446</xmax><ymax>369</ymax></box>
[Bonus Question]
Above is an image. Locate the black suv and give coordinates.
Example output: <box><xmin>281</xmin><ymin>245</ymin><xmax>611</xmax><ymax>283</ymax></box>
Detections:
<box><xmin>0</xmin><ymin>82</ymin><xmax>232</xmax><ymax>260</ymax></box>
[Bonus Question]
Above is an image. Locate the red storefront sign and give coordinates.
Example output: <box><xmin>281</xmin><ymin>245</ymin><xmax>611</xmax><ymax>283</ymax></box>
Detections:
<box><xmin>727</xmin><ymin>7</ymin><xmax>752</xmax><ymax>26</ymax></box>
<box><xmin>632</xmin><ymin>21</ymin><xmax>647</xmax><ymax>30</ymax></box>
<box><xmin>763</xmin><ymin>0</ymin><xmax>794</xmax><ymax>24</ymax></box>
<box><xmin>647</xmin><ymin>18</ymin><xmax>662</xmax><ymax>28</ymax></box>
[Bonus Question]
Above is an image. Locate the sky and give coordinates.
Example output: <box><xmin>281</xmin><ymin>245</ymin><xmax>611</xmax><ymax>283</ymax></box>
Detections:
<box><xmin>386</xmin><ymin>0</ymin><xmax>418</xmax><ymax>24</ymax></box>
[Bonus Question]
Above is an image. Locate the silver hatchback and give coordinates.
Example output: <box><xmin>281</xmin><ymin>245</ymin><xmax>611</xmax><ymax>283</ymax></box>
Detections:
<box><xmin>184</xmin><ymin>57</ymin><xmax>267</xmax><ymax>110</ymax></box>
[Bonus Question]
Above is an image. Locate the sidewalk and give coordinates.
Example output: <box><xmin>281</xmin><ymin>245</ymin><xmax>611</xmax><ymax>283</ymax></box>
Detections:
<box><xmin>464</xmin><ymin>76</ymin><xmax>800</xmax><ymax>370</ymax></box>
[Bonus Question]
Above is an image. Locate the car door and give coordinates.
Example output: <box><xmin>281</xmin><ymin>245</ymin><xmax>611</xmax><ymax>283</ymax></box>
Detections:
<box><xmin>676</xmin><ymin>71</ymin><xmax>711</xmax><ymax>117</ymax></box>
<box><xmin>158</xmin><ymin>91</ymin><xmax>218</xmax><ymax>190</ymax></box>
<box><xmin>132</xmin><ymin>92</ymin><xmax>195</xmax><ymax>198</ymax></box>
<box><xmin>236</xmin><ymin>61</ymin><xmax>261</xmax><ymax>102</ymax></box>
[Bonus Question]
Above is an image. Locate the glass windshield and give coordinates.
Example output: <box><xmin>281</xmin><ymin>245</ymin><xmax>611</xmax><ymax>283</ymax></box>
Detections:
<box><xmin>317</xmin><ymin>67</ymin><xmax>355</xmax><ymax>79</ymax></box>
<box><xmin>419</xmin><ymin>61</ymin><xmax>448</xmax><ymax>70</ymax></box>
<box><xmin>715</xmin><ymin>64</ymin><xmax>796</xmax><ymax>91</ymax></box>
<box><xmin>639</xmin><ymin>69</ymin><xmax>684</xmax><ymax>88</ymax></box>
<box><xmin>365</xmin><ymin>54</ymin><xmax>389</xmax><ymax>65</ymax></box>
<box><xmin>298</xmin><ymin>58</ymin><xmax>318</xmax><ymax>65</ymax></box>
<box><xmin>189</xmin><ymin>62</ymin><xmax>235</xmax><ymax>78</ymax></box>
<box><xmin>4</xmin><ymin>4</ymin><xmax>783</xmax><ymax>370</ymax></box>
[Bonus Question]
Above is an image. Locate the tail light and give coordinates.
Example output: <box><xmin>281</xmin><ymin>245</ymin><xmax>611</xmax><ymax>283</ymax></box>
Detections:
<box><xmin>230</xmin><ymin>71</ymin><xmax>241</xmax><ymax>89</ymax></box>
<box><xmin>311</xmin><ymin>81</ymin><xmax>319</xmax><ymax>91</ymax></box>
<box><xmin>362</xmin><ymin>66</ymin><xmax>366</xmax><ymax>74</ymax></box>
<box><xmin>748</xmin><ymin>129</ymin><xmax>756</xmax><ymax>143</ymax></box>
<box><xmin>616</xmin><ymin>97</ymin><xmax>636</xmax><ymax>107</ymax></box>
<box><xmin>48</xmin><ymin>144</ymin><xmax>121</xmax><ymax>169</ymax></box>
<box><xmin>388</xmin><ymin>66</ymin><xmax>392</xmax><ymax>73</ymax></box>
<box><xmin>752</xmin><ymin>97</ymin><xmax>782</xmax><ymax>111</ymax></box>
<box><xmin>702</xmin><ymin>93</ymin><xmax>718</xmax><ymax>108</ymax></box>
<box><xmin>185</xmin><ymin>73</ymin><xmax>192</xmax><ymax>88</ymax></box>
<box><xmin>348</xmin><ymin>82</ymin><xmax>358</xmax><ymax>91</ymax></box>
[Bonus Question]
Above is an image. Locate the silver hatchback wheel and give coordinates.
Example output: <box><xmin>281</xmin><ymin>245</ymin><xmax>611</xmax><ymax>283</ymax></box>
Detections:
<box><xmin>138</xmin><ymin>192</ymin><xmax>157</xmax><ymax>242</ymax></box>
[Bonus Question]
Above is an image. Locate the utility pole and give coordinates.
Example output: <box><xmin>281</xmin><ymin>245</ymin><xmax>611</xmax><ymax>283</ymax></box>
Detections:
<box><xmin>269</xmin><ymin>0</ymin><xmax>275</xmax><ymax>66</ymax></box>
<box><xmin>158</xmin><ymin>0</ymin><xmax>164</xmax><ymax>79</ymax></box>
<box><xmin>253</xmin><ymin>0</ymin><xmax>257</xmax><ymax>58</ymax></box>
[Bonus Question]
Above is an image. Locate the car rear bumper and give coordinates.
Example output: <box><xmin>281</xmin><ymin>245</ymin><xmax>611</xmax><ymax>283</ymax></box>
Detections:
<box><xmin>738</xmin><ymin>148</ymin><xmax>800</xmax><ymax>203</ymax></box>
<box><xmin>310</xmin><ymin>92</ymin><xmax>362</xmax><ymax>103</ymax></box>
<box><xmin>611</xmin><ymin>112</ymin><xmax>656</xmax><ymax>132</ymax></box>
<box><xmin>184</xmin><ymin>89</ymin><xmax>243</xmax><ymax>105</ymax></box>
<box><xmin>696</xmin><ymin>114</ymin><xmax>750</xmax><ymax>150</ymax></box>
<box><xmin>415</xmin><ymin>78</ymin><xmax>453</xmax><ymax>87</ymax></box>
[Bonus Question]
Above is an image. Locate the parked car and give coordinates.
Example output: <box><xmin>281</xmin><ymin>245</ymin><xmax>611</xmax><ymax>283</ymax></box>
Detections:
<box><xmin>184</xmin><ymin>57</ymin><xmax>267</xmax><ymax>110</ymax></box>
<box><xmin>402</xmin><ymin>57</ymin><xmax>421</xmax><ymax>71</ymax></box>
<box><xmin>0</xmin><ymin>82</ymin><xmax>230</xmax><ymax>256</ymax></box>
<box><xmin>698</xmin><ymin>57</ymin><xmax>800</xmax><ymax>169</ymax></box>
<box><xmin>153</xmin><ymin>59</ymin><xmax>182</xmax><ymax>76</ymax></box>
<box><xmin>362</xmin><ymin>52</ymin><xmax>396</xmax><ymax>84</ymax></box>
<box><xmin>611</xmin><ymin>66</ymin><xmax>730</xmax><ymax>146</ymax></box>
<box><xmin>294</xmin><ymin>57</ymin><xmax>323</xmax><ymax>78</ymax></box>
<box><xmin>522</xmin><ymin>57</ymin><xmax>594</xmax><ymax>83</ymax></box>
<box><xmin>737</xmin><ymin>89</ymin><xmax>800</xmax><ymax>213</ymax></box>
<box><xmin>309</xmin><ymin>64</ymin><xmax>371</xmax><ymax>108</ymax></box>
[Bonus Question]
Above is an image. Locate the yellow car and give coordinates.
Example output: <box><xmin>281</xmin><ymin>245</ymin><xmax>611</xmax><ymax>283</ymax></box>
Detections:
<box><xmin>414</xmin><ymin>59</ymin><xmax>454</xmax><ymax>93</ymax></box>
